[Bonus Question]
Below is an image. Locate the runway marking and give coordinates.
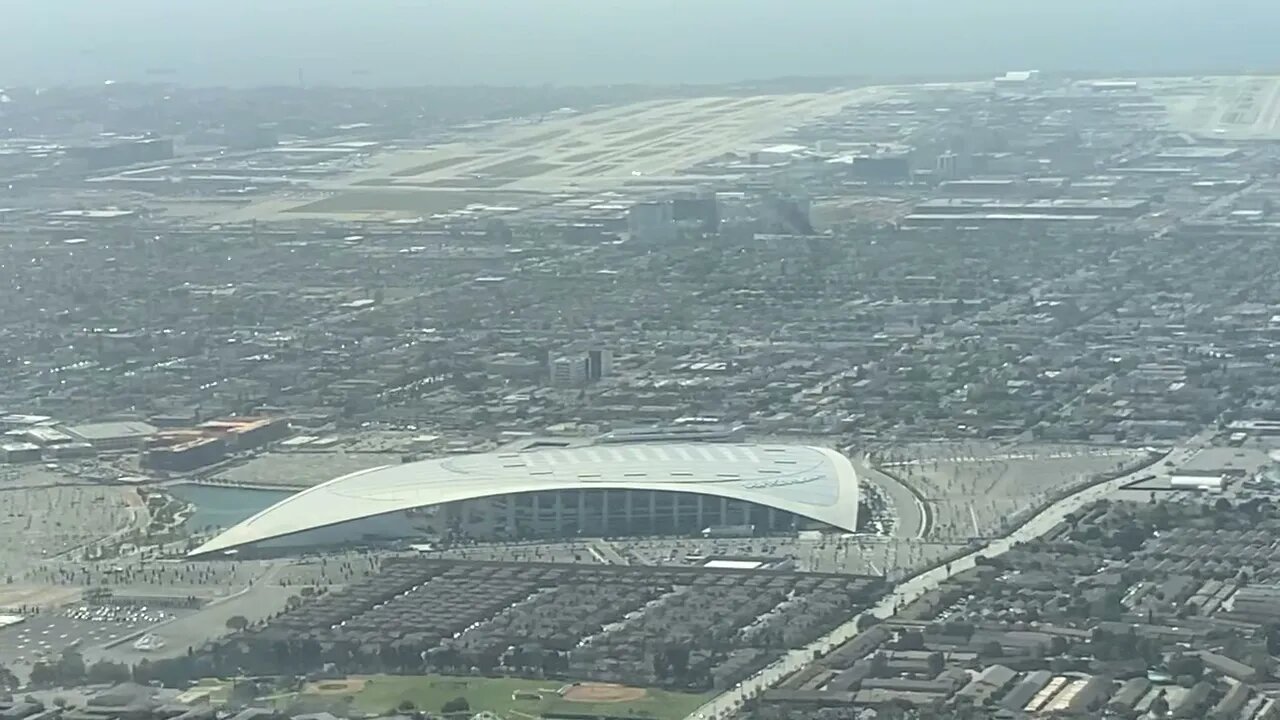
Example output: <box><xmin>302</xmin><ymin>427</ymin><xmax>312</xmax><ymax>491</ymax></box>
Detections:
<box><xmin>226</xmin><ymin>86</ymin><xmax>902</xmax><ymax>221</ymax></box>
<box><xmin>389</xmin><ymin>155</ymin><xmax>477</xmax><ymax>177</ymax></box>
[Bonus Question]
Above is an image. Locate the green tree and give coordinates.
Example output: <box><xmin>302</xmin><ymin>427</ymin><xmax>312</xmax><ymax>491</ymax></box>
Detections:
<box><xmin>87</xmin><ymin>660</ymin><xmax>131</xmax><ymax>684</ymax></box>
<box><xmin>57</xmin><ymin>649</ymin><xmax>86</xmax><ymax>682</ymax></box>
<box><xmin>664</xmin><ymin>644</ymin><xmax>691</xmax><ymax>680</ymax></box>
<box><xmin>1249</xmin><ymin>647</ymin><xmax>1273</xmax><ymax>680</ymax></box>
<box><xmin>441</xmin><ymin>697</ymin><xmax>470</xmax><ymax>714</ymax></box>
<box><xmin>0</xmin><ymin>662</ymin><xmax>18</xmax><ymax>690</ymax></box>
<box><xmin>229</xmin><ymin>680</ymin><xmax>259</xmax><ymax>706</ymax></box>
<box><xmin>1167</xmin><ymin>652</ymin><xmax>1204</xmax><ymax>678</ymax></box>
<box><xmin>28</xmin><ymin>662</ymin><xmax>56</xmax><ymax>687</ymax></box>
<box><xmin>1267</xmin><ymin>624</ymin><xmax>1280</xmax><ymax>655</ymax></box>
<box><xmin>1048</xmin><ymin>636</ymin><xmax>1070</xmax><ymax>656</ymax></box>
<box><xmin>899</xmin><ymin>631</ymin><xmax>926</xmax><ymax>651</ymax></box>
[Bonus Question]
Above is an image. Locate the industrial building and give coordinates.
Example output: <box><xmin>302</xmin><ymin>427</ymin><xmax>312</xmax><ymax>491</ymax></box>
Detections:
<box><xmin>190</xmin><ymin>443</ymin><xmax>858</xmax><ymax>555</ymax></box>
<box><xmin>64</xmin><ymin>421</ymin><xmax>158</xmax><ymax>451</ymax></box>
<box><xmin>143</xmin><ymin>434</ymin><xmax>227</xmax><ymax>472</ymax></box>
<box><xmin>195</xmin><ymin>416</ymin><xmax>290</xmax><ymax>450</ymax></box>
<box><xmin>0</xmin><ymin>442</ymin><xmax>41</xmax><ymax>463</ymax></box>
<box><xmin>140</xmin><ymin>417</ymin><xmax>289</xmax><ymax>472</ymax></box>
<box><xmin>911</xmin><ymin>197</ymin><xmax>1151</xmax><ymax>218</ymax></box>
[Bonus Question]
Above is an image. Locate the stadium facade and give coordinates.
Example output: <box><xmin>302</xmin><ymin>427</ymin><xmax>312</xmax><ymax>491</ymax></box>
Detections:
<box><xmin>189</xmin><ymin>442</ymin><xmax>858</xmax><ymax>556</ymax></box>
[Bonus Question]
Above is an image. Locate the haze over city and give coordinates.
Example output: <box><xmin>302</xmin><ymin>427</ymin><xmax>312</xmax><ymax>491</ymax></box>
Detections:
<box><xmin>5</xmin><ymin>3</ymin><xmax>1280</xmax><ymax>720</ymax></box>
<box><xmin>3</xmin><ymin>0</ymin><xmax>1279</xmax><ymax>87</ymax></box>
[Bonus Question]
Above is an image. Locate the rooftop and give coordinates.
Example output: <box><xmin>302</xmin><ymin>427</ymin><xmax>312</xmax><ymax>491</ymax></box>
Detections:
<box><xmin>65</xmin><ymin>421</ymin><xmax>158</xmax><ymax>441</ymax></box>
<box><xmin>192</xmin><ymin>442</ymin><xmax>858</xmax><ymax>555</ymax></box>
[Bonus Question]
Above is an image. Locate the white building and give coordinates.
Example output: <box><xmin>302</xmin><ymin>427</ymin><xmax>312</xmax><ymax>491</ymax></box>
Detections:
<box><xmin>1170</xmin><ymin>474</ymin><xmax>1226</xmax><ymax>491</ymax></box>
<box><xmin>550</xmin><ymin>355</ymin><xmax>588</xmax><ymax>386</ymax></box>
<box><xmin>190</xmin><ymin>442</ymin><xmax>860</xmax><ymax>554</ymax></box>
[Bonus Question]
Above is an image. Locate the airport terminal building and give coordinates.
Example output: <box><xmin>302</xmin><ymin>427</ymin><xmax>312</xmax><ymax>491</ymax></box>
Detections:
<box><xmin>191</xmin><ymin>443</ymin><xmax>858</xmax><ymax>555</ymax></box>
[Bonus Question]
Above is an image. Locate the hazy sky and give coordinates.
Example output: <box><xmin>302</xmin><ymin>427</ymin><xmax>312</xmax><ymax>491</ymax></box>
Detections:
<box><xmin>3</xmin><ymin>0</ymin><xmax>1276</xmax><ymax>87</ymax></box>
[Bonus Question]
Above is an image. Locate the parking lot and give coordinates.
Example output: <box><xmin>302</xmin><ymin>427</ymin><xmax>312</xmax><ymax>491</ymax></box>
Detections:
<box><xmin>875</xmin><ymin>442</ymin><xmax>1151</xmax><ymax>542</ymax></box>
<box><xmin>0</xmin><ymin>604</ymin><xmax>179</xmax><ymax>669</ymax></box>
<box><xmin>0</xmin><ymin>468</ymin><xmax>141</xmax><ymax>580</ymax></box>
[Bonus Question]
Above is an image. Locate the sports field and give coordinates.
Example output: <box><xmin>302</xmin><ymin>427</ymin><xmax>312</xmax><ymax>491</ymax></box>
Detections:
<box><xmin>298</xmin><ymin>674</ymin><xmax>710</xmax><ymax>720</ymax></box>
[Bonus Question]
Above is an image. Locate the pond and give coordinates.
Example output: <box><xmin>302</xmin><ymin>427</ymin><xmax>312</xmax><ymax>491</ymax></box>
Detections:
<box><xmin>165</xmin><ymin>483</ymin><xmax>294</xmax><ymax>531</ymax></box>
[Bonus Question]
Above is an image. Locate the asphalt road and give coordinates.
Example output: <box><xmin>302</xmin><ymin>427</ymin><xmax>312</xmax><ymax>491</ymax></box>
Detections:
<box><xmin>852</xmin><ymin>454</ymin><xmax>927</xmax><ymax>540</ymax></box>
<box><xmin>683</xmin><ymin>433</ymin><xmax>1210</xmax><ymax>720</ymax></box>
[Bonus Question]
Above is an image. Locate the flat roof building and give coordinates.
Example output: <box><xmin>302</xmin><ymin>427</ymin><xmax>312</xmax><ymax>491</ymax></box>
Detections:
<box><xmin>65</xmin><ymin>421</ymin><xmax>158</xmax><ymax>451</ymax></box>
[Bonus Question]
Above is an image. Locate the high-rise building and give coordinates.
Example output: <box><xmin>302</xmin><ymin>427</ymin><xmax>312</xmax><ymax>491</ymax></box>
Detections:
<box><xmin>550</xmin><ymin>356</ymin><xmax>588</xmax><ymax>387</ymax></box>
<box><xmin>587</xmin><ymin>348</ymin><xmax>613</xmax><ymax>381</ymax></box>
<box><xmin>672</xmin><ymin>195</ymin><xmax>720</xmax><ymax>233</ymax></box>
<box><xmin>759</xmin><ymin>193</ymin><xmax>814</xmax><ymax>235</ymax></box>
<box><xmin>627</xmin><ymin>201</ymin><xmax>676</xmax><ymax>243</ymax></box>
<box><xmin>936</xmin><ymin>151</ymin><xmax>959</xmax><ymax>179</ymax></box>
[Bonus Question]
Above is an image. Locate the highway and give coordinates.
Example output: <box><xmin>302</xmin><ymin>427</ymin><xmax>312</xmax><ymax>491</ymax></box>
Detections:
<box><xmin>682</xmin><ymin>431</ymin><xmax>1211</xmax><ymax>720</ymax></box>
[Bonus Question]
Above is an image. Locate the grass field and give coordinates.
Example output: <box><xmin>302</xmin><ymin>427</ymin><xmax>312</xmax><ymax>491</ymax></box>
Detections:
<box><xmin>388</xmin><ymin>155</ymin><xmax>478</xmax><ymax>177</ymax></box>
<box><xmin>472</xmin><ymin>157</ymin><xmax>561</xmax><ymax>179</ymax></box>
<box><xmin>301</xmin><ymin>674</ymin><xmax>708</xmax><ymax>720</ymax></box>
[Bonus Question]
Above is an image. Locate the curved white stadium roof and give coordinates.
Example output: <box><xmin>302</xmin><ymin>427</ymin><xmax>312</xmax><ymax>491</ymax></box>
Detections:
<box><xmin>191</xmin><ymin>442</ymin><xmax>858</xmax><ymax>555</ymax></box>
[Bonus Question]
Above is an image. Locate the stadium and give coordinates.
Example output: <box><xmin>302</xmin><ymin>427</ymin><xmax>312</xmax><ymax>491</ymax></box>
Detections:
<box><xmin>190</xmin><ymin>442</ymin><xmax>858</xmax><ymax>556</ymax></box>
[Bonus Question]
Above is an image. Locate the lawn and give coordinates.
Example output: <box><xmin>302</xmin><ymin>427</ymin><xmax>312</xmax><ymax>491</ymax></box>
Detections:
<box><xmin>305</xmin><ymin>674</ymin><xmax>709</xmax><ymax>720</ymax></box>
<box><xmin>179</xmin><ymin>678</ymin><xmax>232</xmax><ymax>704</ymax></box>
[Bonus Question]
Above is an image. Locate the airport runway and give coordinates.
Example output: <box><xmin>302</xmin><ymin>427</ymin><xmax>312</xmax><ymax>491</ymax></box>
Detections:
<box><xmin>222</xmin><ymin>85</ymin><xmax>899</xmax><ymax>222</ymax></box>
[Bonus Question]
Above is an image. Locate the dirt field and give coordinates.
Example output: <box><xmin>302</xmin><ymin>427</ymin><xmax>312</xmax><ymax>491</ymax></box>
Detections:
<box><xmin>563</xmin><ymin>682</ymin><xmax>648</xmax><ymax>703</ymax></box>
<box><xmin>305</xmin><ymin>678</ymin><xmax>369</xmax><ymax>695</ymax></box>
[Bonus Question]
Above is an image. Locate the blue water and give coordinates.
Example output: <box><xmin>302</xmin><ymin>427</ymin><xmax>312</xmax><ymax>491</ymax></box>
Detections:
<box><xmin>2</xmin><ymin>0</ymin><xmax>1277</xmax><ymax>88</ymax></box>
<box><xmin>166</xmin><ymin>483</ymin><xmax>294</xmax><ymax>531</ymax></box>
